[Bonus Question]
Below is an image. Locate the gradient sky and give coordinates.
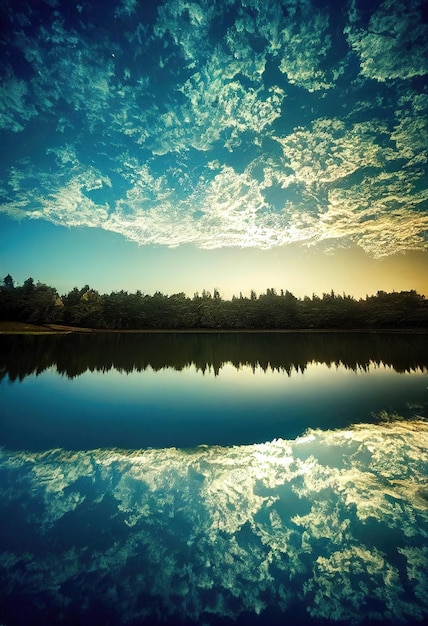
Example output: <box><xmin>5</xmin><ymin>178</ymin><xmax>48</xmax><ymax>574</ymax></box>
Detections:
<box><xmin>1</xmin><ymin>0</ymin><xmax>427</xmax><ymax>298</ymax></box>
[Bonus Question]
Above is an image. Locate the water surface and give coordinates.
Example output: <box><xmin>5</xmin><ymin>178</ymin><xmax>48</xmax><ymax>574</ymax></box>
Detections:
<box><xmin>1</xmin><ymin>331</ymin><xmax>427</xmax><ymax>450</ymax></box>
<box><xmin>0</xmin><ymin>332</ymin><xmax>427</xmax><ymax>625</ymax></box>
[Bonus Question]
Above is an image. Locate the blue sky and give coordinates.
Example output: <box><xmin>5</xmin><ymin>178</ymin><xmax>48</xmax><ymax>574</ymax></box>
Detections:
<box><xmin>1</xmin><ymin>0</ymin><xmax>427</xmax><ymax>298</ymax></box>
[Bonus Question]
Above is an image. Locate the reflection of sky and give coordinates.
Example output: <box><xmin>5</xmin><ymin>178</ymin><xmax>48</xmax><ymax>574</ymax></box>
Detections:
<box><xmin>1</xmin><ymin>362</ymin><xmax>427</xmax><ymax>450</ymax></box>
<box><xmin>0</xmin><ymin>419</ymin><xmax>427</xmax><ymax>625</ymax></box>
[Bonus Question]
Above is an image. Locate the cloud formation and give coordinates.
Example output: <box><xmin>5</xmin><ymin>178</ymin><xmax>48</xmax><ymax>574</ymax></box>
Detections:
<box><xmin>0</xmin><ymin>0</ymin><xmax>427</xmax><ymax>257</ymax></box>
<box><xmin>1</xmin><ymin>419</ymin><xmax>427</xmax><ymax>624</ymax></box>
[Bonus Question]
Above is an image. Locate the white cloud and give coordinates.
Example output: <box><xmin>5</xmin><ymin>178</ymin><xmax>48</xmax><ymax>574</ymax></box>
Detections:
<box><xmin>3</xmin><ymin>126</ymin><xmax>427</xmax><ymax>257</ymax></box>
<box><xmin>0</xmin><ymin>70</ymin><xmax>38</xmax><ymax>132</ymax></box>
<box><xmin>32</xmin><ymin>180</ymin><xmax>110</xmax><ymax>228</ymax></box>
<box><xmin>321</xmin><ymin>172</ymin><xmax>428</xmax><ymax>256</ymax></box>
<box><xmin>346</xmin><ymin>0</ymin><xmax>428</xmax><ymax>82</ymax></box>
<box><xmin>154</xmin><ymin>0</ymin><xmax>219</xmax><ymax>63</ymax></box>
<box><xmin>277</xmin><ymin>10</ymin><xmax>333</xmax><ymax>91</ymax></box>
<box><xmin>225</xmin><ymin>0</ymin><xmax>337</xmax><ymax>92</ymax></box>
<box><xmin>1</xmin><ymin>0</ymin><xmax>427</xmax><ymax>258</ymax></box>
<box><xmin>392</xmin><ymin>92</ymin><xmax>428</xmax><ymax>164</ymax></box>
<box><xmin>278</xmin><ymin>117</ymin><xmax>399</xmax><ymax>185</ymax></box>
<box><xmin>114</xmin><ymin>0</ymin><xmax>138</xmax><ymax>18</ymax></box>
<box><xmin>13</xmin><ymin>16</ymin><xmax>116</xmax><ymax>132</ymax></box>
<box><xmin>129</xmin><ymin>44</ymin><xmax>285</xmax><ymax>155</ymax></box>
<box><xmin>3</xmin><ymin>160</ymin><xmax>112</xmax><ymax>227</ymax></box>
<box><xmin>103</xmin><ymin>162</ymin><xmax>316</xmax><ymax>249</ymax></box>
<box><xmin>272</xmin><ymin>116</ymin><xmax>428</xmax><ymax>256</ymax></box>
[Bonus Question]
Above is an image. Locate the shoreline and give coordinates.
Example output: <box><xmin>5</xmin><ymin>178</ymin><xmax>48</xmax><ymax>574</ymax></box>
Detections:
<box><xmin>1</xmin><ymin>322</ymin><xmax>427</xmax><ymax>335</ymax></box>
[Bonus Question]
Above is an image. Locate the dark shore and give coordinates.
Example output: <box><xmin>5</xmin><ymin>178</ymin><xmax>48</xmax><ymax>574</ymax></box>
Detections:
<box><xmin>1</xmin><ymin>321</ymin><xmax>427</xmax><ymax>335</ymax></box>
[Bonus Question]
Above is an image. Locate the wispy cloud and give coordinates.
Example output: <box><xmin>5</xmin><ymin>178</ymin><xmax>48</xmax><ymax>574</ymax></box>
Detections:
<box><xmin>0</xmin><ymin>0</ymin><xmax>427</xmax><ymax>257</ymax></box>
<box><xmin>346</xmin><ymin>0</ymin><xmax>428</xmax><ymax>82</ymax></box>
<box><xmin>0</xmin><ymin>71</ymin><xmax>38</xmax><ymax>132</ymax></box>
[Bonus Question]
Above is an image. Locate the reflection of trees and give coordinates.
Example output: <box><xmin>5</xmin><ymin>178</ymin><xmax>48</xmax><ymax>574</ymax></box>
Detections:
<box><xmin>1</xmin><ymin>332</ymin><xmax>427</xmax><ymax>382</ymax></box>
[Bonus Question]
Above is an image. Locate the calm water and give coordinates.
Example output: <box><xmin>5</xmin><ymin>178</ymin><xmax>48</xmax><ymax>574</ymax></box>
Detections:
<box><xmin>0</xmin><ymin>332</ymin><xmax>427</xmax><ymax>625</ymax></box>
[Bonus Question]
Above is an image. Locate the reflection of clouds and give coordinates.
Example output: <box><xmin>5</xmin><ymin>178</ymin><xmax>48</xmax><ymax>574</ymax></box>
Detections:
<box><xmin>1</xmin><ymin>0</ymin><xmax>427</xmax><ymax>255</ymax></box>
<box><xmin>307</xmin><ymin>546</ymin><xmax>404</xmax><ymax>623</ymax></box>
<box><xmin>0</xmin><ymin>419</ymin><xmax>427</xmax><ymax>624</ymax></box>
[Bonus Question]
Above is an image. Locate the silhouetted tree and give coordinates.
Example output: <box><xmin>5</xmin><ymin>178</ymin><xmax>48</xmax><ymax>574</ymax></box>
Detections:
<box><xmin>3</xmin><ymin>274</ymin><xmax>14</xmax><ymax>290</ymax></box>
<box><xmin>1</xmin><ymin>274</ymin><xmax>427</xmax><ymax>329</ymax></box>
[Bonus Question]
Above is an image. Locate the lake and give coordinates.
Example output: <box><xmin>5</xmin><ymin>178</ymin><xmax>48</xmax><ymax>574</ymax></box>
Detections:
<box><xmin>1</xmin><ymin>331</ymin><xmax>428</xmax><ymax>625</ymax></box>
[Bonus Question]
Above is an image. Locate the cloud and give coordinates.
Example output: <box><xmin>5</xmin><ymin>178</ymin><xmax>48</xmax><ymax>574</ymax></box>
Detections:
<box><xmin>11</xmin><ymin>14</ymin><xmax>116</xmax><ymax>132</ymax></box>
<box><xmin>392</xmin><ymin>92</ymin><xmax>428</xmax><ymax>165</ymax></box>
<box><xmin>2</xmin><ymin>157</ymin><xmax>112</xmax><ymax>228</ymax></box>
<box><xmin>272</xmin><ymin>116</ymin><xmax>428</xmax><ymax>256</ymax></box>
<box><xmin>1</xmin><ymin>419</ymin><xmax>427</xmax><ymax>623</ymax></box>
<box><xmin>3</xmin><ymin>126</ymin><xmax>427</xmax><ymax>256</ymax></box>
<box><xmin>278</xmin><ymin>118</ymin><xmax>396</xmax><ymax>185</ymax></box>
<box><xmin>306</xmin><ymin>546</ymin><xmax>403</xmax><ymax>622</ymax></box>
<box><xmin>0</xmin><ymin>0</ymin><xmax>427</xmax><ymax>257</ymax></box>
<box><xmin>104</xmin><ymin>162</ymin><xmax>315</xmax><ymax>249</ymax></box>
<box><xmin>114</xmin><ymin>0</ymin><xmax>138</xmax><ymax>19</ymax></box>
<box><xmin>346</xmin><ymin>0</ymin><xmax>428</xmax><ymax>82</ymax></box>
<box><xmin>0</xmin><ymin>70</ymin><xmax>38</xmax><ymax>132</ymax></box>
<box><xmin>277</xmin><ymin>8</ymin><xmax>333</xmax><ymax>92</ymax></box>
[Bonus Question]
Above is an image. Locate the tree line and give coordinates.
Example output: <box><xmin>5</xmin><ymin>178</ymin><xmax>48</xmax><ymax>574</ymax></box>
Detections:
<box><xmin>1</xmin><ymin>273</ymin><xmax>427</xmax><ymax>330</ymax></box>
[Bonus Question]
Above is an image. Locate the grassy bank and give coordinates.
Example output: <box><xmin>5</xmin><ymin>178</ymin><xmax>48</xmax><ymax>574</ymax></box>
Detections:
<box><xmin>0</xmin><ymin>321</ymin><xmax>94</xmax><ymax>334</ymax></box>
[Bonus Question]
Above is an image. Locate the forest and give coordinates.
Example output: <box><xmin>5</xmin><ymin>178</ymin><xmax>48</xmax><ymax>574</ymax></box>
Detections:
<box><xmin>1</xmin><ymin>273</ymin><xmax>427</xmax><ymax>330</ymax></box>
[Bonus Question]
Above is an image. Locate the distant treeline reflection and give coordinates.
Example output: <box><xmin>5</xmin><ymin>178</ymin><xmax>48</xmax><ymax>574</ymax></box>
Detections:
<box><xmin>1</xmin><ymin>332</ymin><xmax>427</xmax><ymax>382</ymax></box>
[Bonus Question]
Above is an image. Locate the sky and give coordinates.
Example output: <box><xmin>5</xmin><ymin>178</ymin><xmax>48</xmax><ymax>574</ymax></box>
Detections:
<box><xmin>0</xmin><ymin>0</ymin><xmax>427</xmax><ymax>299</ymax></box>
